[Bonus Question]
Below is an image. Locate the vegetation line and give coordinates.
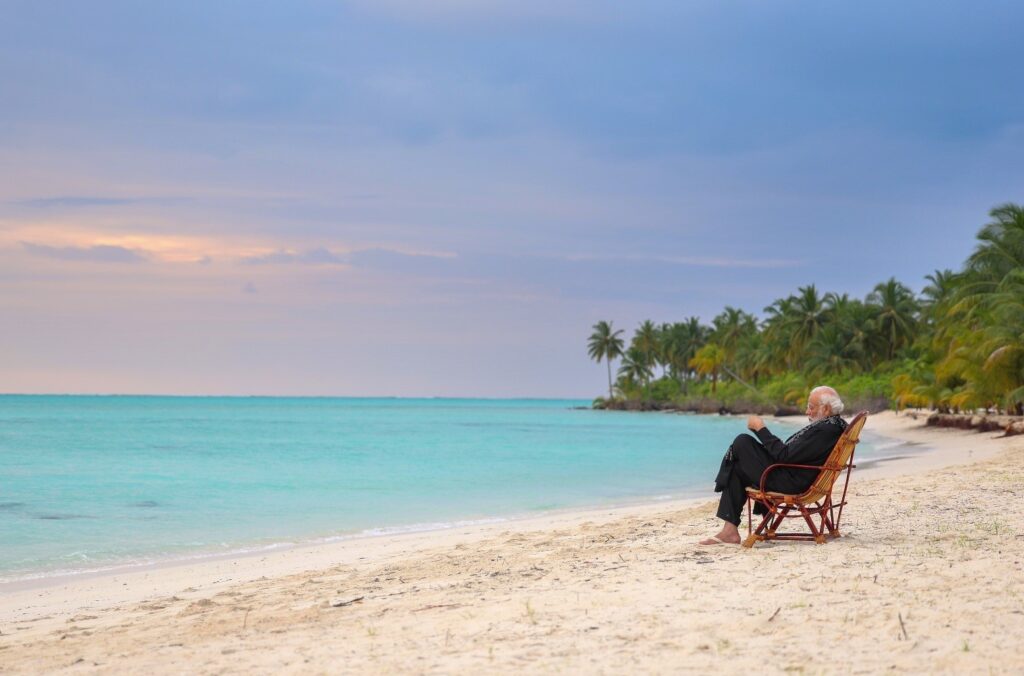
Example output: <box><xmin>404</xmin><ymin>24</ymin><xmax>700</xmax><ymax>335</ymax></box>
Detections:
<box><xmin>588</xmin><ymin>203</ymin><xmax>1024</xmax><ymax>415</ymax></box>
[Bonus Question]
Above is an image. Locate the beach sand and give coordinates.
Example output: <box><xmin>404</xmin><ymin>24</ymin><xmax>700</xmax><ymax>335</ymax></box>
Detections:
<box><xmin>1</xmin><ymin>411</ymin><xmax>1022</xmax><ymax>673</ymax></box>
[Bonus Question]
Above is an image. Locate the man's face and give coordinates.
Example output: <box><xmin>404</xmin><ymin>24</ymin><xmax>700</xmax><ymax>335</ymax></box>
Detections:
<box><xmin>806</xmin><ymin>394</ymin><xmax>829</xmax><ymax>422</ymax></box>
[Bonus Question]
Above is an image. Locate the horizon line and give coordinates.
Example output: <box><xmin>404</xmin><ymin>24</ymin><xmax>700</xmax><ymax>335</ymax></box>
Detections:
<box><xmin>0</xmin><ymin>392</ymin><xmax>594</xmax><ymax>401</ymax></box>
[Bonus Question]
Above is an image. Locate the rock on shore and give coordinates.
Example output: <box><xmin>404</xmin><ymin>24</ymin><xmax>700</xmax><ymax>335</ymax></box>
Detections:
<box><xmin>925</xmin><ymin>411</ymin><xmax>1024</xmax><ymax>436</ymax></box>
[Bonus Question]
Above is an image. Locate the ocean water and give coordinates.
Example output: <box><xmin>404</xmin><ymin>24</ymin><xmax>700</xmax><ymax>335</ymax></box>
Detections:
<box><xmin>0</xmin><ymin>396</ymin><xmax>884</xmax><ymax>582</ymax></box>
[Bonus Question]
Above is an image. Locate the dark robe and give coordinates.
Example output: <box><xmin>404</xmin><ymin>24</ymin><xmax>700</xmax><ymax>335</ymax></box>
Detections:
<box><xmin>713</xmin><ymin>415</ymin><xmax>848</xmax><ymax>526</ymax></box>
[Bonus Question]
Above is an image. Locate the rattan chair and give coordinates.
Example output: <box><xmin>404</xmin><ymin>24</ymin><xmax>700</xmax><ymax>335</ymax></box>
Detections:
<box><xmin>742</xmin><ymin>411</ymin><xmax>868</xmax><ymax>548</ymax></box>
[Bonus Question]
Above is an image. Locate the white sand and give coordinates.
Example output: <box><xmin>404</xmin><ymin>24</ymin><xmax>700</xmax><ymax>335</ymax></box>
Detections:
<box><xmin>1</xmin><ymin>410</ymin><xmax>1022</xmax><ymax>673</ymax></box>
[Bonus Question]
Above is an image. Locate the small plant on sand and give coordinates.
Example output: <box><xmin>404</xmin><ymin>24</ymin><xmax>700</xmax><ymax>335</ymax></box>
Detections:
<box><xmin>524</xmin><ymin>600</ymin><xmax>538</xmax><ymax>625</ymax></box>
<box><xmin>962</xmin><ymin>639</ymin><xmax>970</xmax><ymax>652</ymax></box>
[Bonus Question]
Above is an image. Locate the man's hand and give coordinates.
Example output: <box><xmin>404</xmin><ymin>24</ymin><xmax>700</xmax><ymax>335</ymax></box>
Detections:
<box><xmin>747</xmin><ymin>415</ymin><xmax>765</xmax><ymax>432</ymax></box>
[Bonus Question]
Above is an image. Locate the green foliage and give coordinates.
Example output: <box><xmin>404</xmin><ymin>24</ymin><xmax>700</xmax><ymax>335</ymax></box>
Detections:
<box><xmin>760</xmin><ymin>373</ymin><xmax>810</xmax><ymax>406</ymax></box>
<box><xmin>587</xmin><ymin>202</ymin><xmax>1024</xmax><ymax>414</ymax></box>
<box><xmin>618</xmin><ymin>346</ymin><xmax>654</xmax><ymax>392</ymax></box>
<box><xmin>648</xmin><ymin>376</ymin><xmax>681</xmax><ymax>401</ymax></box>
<box><xmin>835</xmin><ymin>371</ymin><xmax>893</xmax><ymax>401</ymax></box>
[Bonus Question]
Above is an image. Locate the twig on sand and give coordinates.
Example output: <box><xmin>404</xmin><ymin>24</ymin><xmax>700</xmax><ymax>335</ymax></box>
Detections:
<box><xmin>768</xmin><ymin>607</ymin><xmax>781</xmax><ymax>622</ymax></box>
<box><xmin>898</xmin><ymin>612</ymin><xmax>909</xmax><ymax>640</ymax></box>
<box><xmin>330</xmin><ymin>596</ymin><xmax>365</xmax><ymax>608</ymax></box>
<box><xmin>413</xmin><ymin>604</ymin><xmax>461</xmax><ymax>612</ymax></box>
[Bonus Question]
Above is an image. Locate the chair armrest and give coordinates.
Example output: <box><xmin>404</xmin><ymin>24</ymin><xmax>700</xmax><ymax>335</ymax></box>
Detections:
<box><xmin>758</xmin><ymin>463</ymin><xmax>850</xmax><ymax>492</ymax></box>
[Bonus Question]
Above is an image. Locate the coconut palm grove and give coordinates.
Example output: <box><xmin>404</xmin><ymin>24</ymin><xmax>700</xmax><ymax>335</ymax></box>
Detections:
<box><xmin>588</xmin><ymin>203</ymin><xmax>1024</xmax><ymax>414</ymax></box>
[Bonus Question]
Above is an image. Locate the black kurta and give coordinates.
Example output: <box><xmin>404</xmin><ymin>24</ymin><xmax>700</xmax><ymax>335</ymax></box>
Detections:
<box><xmin>713</xmin><ymin>415</ymin><xmax>848</xmax><ymax>526</ymax></box>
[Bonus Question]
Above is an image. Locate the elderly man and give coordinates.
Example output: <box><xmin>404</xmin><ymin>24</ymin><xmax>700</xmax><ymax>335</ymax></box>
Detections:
<box><xmin>699</xmin><ymin>386</ymin><xmax>848</xmax><ymax>546</ymax></box>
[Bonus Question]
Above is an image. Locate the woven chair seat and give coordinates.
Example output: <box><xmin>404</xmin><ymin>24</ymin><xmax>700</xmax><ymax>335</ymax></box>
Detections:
<box><xmin>745</xmin><ymin>488</ymin><xmax>788</xmax><ymax>500</ymax></box>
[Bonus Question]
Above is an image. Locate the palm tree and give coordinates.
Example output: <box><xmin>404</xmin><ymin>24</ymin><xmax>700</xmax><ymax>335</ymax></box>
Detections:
<box><xmin>916</xmin><ymin>204</ymin><xmax>1024</xmax><ymax>413</ymax></box>
<box><xmin>734</xmin><ymin>333</ymin><xmax>774</xmax><ymax>385</ymax></box>
<box><xmin>690</xmin><ymin>343</ymin><xmax>726</xmax><ymax>393</ymax></box>
<box><xmin>965</xmin><ymin>203</ymin><xmax>1024</xmax><ymax>285</ymax></box>
<box><xmin>762</xmin><ymin>297</ymin><xmax>797</xmax><ymax>371</ymax></box>
<box><xmin>978</xmin><ymin>271</ymin><xmax>1024</xmax><ymax>410</ymax></box>
<box><xmin>632</xmin><ymin>320</ymin><xmax>661</xmax><ymax>389</ymax></box>
<box><xmin>944</xmin><ymin>205</ymin><xmax>1024</xmax><ymax>411</ymax></box>
<box><xmin>921</xmin><ymin>269</ymin><xmax>958</xmax><ymax>314</ymax></box>
<box><xmin>805</xmin><ymin>324</ymin><xmax>861</xmax><ymax>376</ymax></box>
<box><xmin>868</xmin><ymin>278</ymin><xmax>919</xmax><ymax>361</ymax></box>
<box><xmin>660</xmin><ymin>318</ymin><xmax>710</xmax><ymax>391</ymax></box>
<box><xmin>618</xmin><ymin>346</ymin><xmax>654</xmax><ymax>396</ymax></box>
<box><xmin>659</xmin><ymin>322</ymin><xmax>687</xmax><ymax>384</ymax></box>
<box><xmin>587</xmin><ymin>320</ymin><xmax>625</xmax><ymax>400</ymax></box>
<box><xmin>790</xmin><ymin>284</ymin><xmax>828</xmax><ymax>357</ymax></box>
<box><xmin>827</xmin><ymin>295</ymin><xmax>884</xmax><ymax>370</ymax></box>
<box><xmin>711</xmin><ymin>306</ymin><xmax>757</xmax><ymax>365</ymax></box>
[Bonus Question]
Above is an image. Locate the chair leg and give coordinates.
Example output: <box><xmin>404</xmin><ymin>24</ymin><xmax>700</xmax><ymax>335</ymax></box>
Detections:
<box><xmin>797</xmin><ymin>505</ymin><xmax>825</xmax><ymax>544</ymax></box>
<box><xmin>767</xmin><ymin>505</ymin><xmax>790</xmax><ymax>536</ymax></box>
<box><xmin>820</xmin><ymin>497</ymin><xmax>838</xmax><ymax>536</ymax></box>
<box><xmin>746</xmin><ymin>497</ymin><xmax>753</xmax><ymax>538</ymax></box>
<box><xmin>743</xmin><ymin>501</ymin><xmax>776</xmax><ymax>548</ymax></box>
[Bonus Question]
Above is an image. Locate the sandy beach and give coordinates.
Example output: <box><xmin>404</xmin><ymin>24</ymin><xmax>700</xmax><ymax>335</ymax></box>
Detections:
<box><xmin>1</xmin><ymin>410</ymin><xmax>1022</xmax><ymax>673</ymax></box>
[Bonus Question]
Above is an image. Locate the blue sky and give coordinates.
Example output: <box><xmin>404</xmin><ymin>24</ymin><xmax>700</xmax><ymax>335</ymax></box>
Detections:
<box><xmin>2</xmin><ymin>1</ymin><xmax>1022</xmax><ymax>396</ymax></box>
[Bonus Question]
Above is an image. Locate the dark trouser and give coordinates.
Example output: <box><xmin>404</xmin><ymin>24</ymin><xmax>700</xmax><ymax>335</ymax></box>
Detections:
<box><xmin>714</xmin><ymin>434</ymin><xmax>777</xmax><ymax>526</ymax></box>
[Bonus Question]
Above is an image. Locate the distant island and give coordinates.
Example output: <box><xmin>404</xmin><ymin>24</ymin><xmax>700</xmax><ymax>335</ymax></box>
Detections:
<box><xmin>588</xmin><ymin>203</ymin><xmax>1024</xmax><ymax>416</ymax></box>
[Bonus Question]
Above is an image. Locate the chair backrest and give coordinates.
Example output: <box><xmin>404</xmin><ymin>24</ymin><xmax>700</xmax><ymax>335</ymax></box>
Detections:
<box><xmin>800</xmin><ymin>411</ymin><xmax>868</xmax><ymax>503</ymax></box>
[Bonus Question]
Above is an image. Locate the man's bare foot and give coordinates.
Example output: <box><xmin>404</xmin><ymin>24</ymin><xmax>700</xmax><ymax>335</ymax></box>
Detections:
<box><xmin>699</xmin><ymin>523</ymin><xmax>741</xmax><ymax>545</ymax></box>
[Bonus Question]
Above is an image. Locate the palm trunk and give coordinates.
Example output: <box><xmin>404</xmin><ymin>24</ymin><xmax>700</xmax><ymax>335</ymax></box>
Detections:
<box><xmin>721</xmin><ymin>365</ymin><xmax>759</xmax><ymax>395</ymax></box>
<box><xmin>606</xmin><ymin>358</ymin><xmax>613</xmax><ymax>400</ymax></box>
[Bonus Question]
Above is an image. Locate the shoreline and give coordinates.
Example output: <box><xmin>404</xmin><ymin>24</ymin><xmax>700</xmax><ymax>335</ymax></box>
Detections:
<box><xmin>0</xmin><ymin>411</ymin><xmax>1002</xmax><ymax>611</ymax></box>
<box><xmin>0</xmin><ymin>493</ymin><xmax>710</xmax><ymax>594</ymax></box>
<box><xmin>2</xmin><ymin>410</ymin><xmax>1021</xmax><ymax>672</ymax></box>
<box><xmin>0</xmin><ymin>411</ymin><xmax>931</xmax><ymax>593</ymax></box>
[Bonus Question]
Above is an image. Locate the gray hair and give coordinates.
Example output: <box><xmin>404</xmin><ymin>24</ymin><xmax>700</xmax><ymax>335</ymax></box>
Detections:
<box><xmin>811</xmin><ymin>386</ymin><xmax>845</xmax><ymax>415</ymax></box>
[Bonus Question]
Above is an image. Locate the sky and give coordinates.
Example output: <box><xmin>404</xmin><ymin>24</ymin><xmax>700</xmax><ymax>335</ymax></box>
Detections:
<box><xmin>2</xmin><ymin>1</ymin><xmax>1023</xmax><ymax>397</ymax></box>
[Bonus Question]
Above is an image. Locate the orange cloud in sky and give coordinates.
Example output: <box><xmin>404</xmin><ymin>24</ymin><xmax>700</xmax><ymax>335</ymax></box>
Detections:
<box><xmin>3</xmin><ymin>221</ymin><xmax>456</xmax><ymax>268</ymax></box>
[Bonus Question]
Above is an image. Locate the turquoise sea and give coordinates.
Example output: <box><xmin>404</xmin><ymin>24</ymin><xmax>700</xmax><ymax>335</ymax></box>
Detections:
<box><xmin>0</xmin><ymin>396</ymin><xmax>890</xmax><ymax>582</ymax></box>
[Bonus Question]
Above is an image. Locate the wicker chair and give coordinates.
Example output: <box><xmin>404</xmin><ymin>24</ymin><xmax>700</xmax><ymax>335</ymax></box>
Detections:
<box><xmin>742</xmin><ymin>411</ymin><xmax>868</xmax><ymax>548</ymax></box>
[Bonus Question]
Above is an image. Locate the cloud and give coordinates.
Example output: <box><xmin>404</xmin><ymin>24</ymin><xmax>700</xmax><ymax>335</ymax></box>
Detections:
<box><xmin>13</xmin><ymin>196</ymin><xmax>135</xmax><ymax>208</ymax></box>
<box><xmin>20</xmin><ymin>241</ymin><xmax>147</xmax><ymax>263</ymax></box>
<box><xmin>241</xmin><ymin>247</ymin><xmax>348</xmax><ymax>265</ymax></box>
<box><xmin>348</xmin><ymin>247</ymin><xmax>457</xmax><ymax>264</ymax></box>
<box><xmin>559</xmin><ymin>253</ymin><xmax>801</xmax><ymax>269</ymax></box>
<box><xmin>241</xmin><ymin>246</ymin><xmax>456</xmax><ymax>267</ymax></box>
